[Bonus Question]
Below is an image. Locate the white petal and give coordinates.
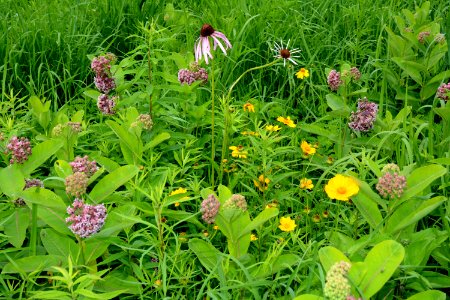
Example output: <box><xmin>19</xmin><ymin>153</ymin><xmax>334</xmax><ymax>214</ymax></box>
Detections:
<box><xmin>212</xmin><ymin>35</ymin><xmax>227</xmax><ymax>55</ymax></box>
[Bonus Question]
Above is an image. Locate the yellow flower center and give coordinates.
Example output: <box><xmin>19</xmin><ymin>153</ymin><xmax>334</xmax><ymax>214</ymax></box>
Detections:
<box><xmin>337</xmin><ymin>187</ymin><xmax>347</xmax><ymax>194</ymax></box>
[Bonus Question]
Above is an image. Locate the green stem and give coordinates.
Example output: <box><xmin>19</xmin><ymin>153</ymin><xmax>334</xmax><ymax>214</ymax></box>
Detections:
<box><xmin>211</xmin><ymin>60</ymin><xmax>215</xmax><ymax>188</ymax></box>
<box><xmin>226</xmin><ymin>59</ymin><xmax>280</xmax><ymax>100</ymax></box>
<box><xmin>30</xmin><ymin>204</ymin><xmax>38</xmax><ymax>256</ymax></box>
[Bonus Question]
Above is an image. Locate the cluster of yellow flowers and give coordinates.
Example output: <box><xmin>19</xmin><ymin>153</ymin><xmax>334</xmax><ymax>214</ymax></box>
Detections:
<box><xmin>277</xmin><ymin>116</ymin><xmax>296</xmax><ymax>128</ymax></box>
<box><xmin>229</xmin><ymin>145</ymin><xmax>247</xmax><ymax>159</ymax></box>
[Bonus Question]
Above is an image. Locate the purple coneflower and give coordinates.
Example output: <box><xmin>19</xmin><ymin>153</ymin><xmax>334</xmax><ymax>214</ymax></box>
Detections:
<box><xmin>195</xmin><ymin>24</ymin><xmax>232</xmax><ymax>64</ymax></box>
<box><xmin>272</xmin><ymin>40</ymin><xmax>301</xmax><ymax>66</ymax></box>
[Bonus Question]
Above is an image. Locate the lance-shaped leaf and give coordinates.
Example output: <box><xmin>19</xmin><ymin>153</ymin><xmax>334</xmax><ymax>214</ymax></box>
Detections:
<box><xmin>188</xmin><ymin>238</ymin><xmax>222</xmax><ymax>272</ymax></box>
<box><xmin>21</xmin><ymin>139</ymin><xmax>64</xmax><ymax>176</ymax></box>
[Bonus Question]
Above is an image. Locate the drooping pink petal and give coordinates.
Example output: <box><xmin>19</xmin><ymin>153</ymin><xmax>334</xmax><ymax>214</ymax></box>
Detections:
<box><xmin>202</xmin><ymin>37</ymin><xmax>212</xmax><ymax>64</ymax></box>
<box><xmin>195</xmin><ymin>38</ymin><xmax>202</xmax><ymax>62</ymax></box>
<box><xmin>213</xmin><ymin>31</ymin><xmax>232</xmax><ymax>49</ymax></box>
<box><xmin>211</xmin><ymin>35</ymin><xmax>227</xmax><ymax>55</ymax></box>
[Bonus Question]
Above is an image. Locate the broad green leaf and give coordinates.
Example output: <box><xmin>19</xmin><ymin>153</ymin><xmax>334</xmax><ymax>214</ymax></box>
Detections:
<box><xmin>238</xmin><ymin>208</ymin><xmax>279</xmax><ymax>238</ymax></box>
<box><xmin>76</xmin><ymin>288</ymin><xmax>127</xmax><ymax>299</ymax></box>
<box><xmin>83</xmin><ymin>89</ymin><xmax>101</xmax><ymax>100</ymax></box>
<box><xmin>293</xmin><ymin>295</ymin><xmax>324</xmax><ymax>300</ymax></box>
<box><xmin>95</xmin><ymin>271</ymin><xmax>142</xmax><ymax>295</ymax></box>
<box><xmin>326</xmin><ymin>94</ymin><xmax>350</xmax><ymax>112</ymax></box>
<box><xmin>84</xmin><ymin>238</ymin><xmax>113</xmax><ymax>264</ymax></box>
<box><xmin>406</xmin><ymin>290</ymin><xmax>446</xmax><ymax>300</ymax></box>
<box><xmin>54</xmin><ymin>160</ymin><xmax>73</xmax><ymax>178</ymax></box>
<box><xmin>40</xmin><ymin>229</ymin><xmax>78</xmax><ymax>260</ymax></box>
<box><xmin>386</xmin><ymin>196</ymin><xmax>446</xmax><ymax>233</ymax></box>
<box><xmin>2</xmin><ymin>255</ymin><xmax>65</xmax><ymax>273</ymax></box>
<box><xmin>21</xmin><ymin>139</ymin><xmax>64</xmax><ymax>176</ymax></box>
<box><xmin>391</xmin><ymin>57</ymin><xmax>426</xmax><ymax>85</ymax></box>
<box><xmin>352</xmin><ymin>181</ymin><xmax>383</xmax><ymax>229</ymax></box>
<box><xmin>4</xmin><ymin>208</ymin><xmax>29</xmax><ymax>248</ymax></box>
<box><xmin>89</xmin><ymin>165</ymin><xmax>139</xmax><ymax>203</ymax></box>
<box><xmin>434</xmin><ymin>107</ymin><xmax>450</xmax><ymax>123</ymax></box>
<box><xmin>106</xmin><ymin>120</ymin><xmax>142</xmax><ymax>157</ymax></box>
<box><xmin>217</xmin><ymin>184</ymin><xmax>232</xmax><ymax>204</ymax></box>
<box><xmin>399</xmin><ymin>164</ymin><xmax>446</xmax><ymax>202</ymax></box>
<box><xmin>421</xmin><ymin>271</ymin><xmax>450</xmax><ymax>289</ymax></box>
<box><xmin>404</xmin><ymin>229</ymin><xmax>448</xmax><ymax>266</ymax></box>
<box><xmin>318</xmin><ymin>246</ymin><xmax>350</xmax><ymax>273</ymax></box>
<box><xmin>28</xmin><ymin>291</ymin><xmax>71</xmax><ymax>299</ymax></box>
<box><xmin>188</xmin><ymin>238</ymin><xmax>222</xmax><ymax>271</ymax></box>
<box><xmin>20</xmin><ymin>188</ymin><xmax>70</xmax><ymax>235</ymax></box>
<box><xmin>0</xmin><ymin>164</ymin><xmax>25</xmax><ymax>197</ymax></box>
<box><xmin>428</xmin><ymin>157</ymin><xmax>450</xmax><ymax>165</ymax></box>
<box><xmin>144</xmin><ymin>132</ymin><xmax>171</xmax><ymax>150</ymax></box>
<box><xmin>349</xmin><ymin>240</ymin><xmax>404</xmax><ymax>299</ymax></box>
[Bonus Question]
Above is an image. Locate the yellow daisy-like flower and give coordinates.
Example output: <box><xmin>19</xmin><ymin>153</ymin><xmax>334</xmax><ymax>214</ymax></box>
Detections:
<box><xmin>265</xmin><ymin>201</ymin><xmax>279</xmax><ymax>209</ymax></box>
<box><xmin>243</xmin><ymin>103</ymin><xmax>255</xmax><ymax>112</ymax></box>
<box><xmin>250</xmin><ymin>234</ymin><xmax>258</xmax><ymax>241</ymax></box>
<box><xmin>324</xmin><ymin>174</ymin><xmax>359</xmax><ymax>201</ymax></box>
<box><xmin>213</xmin><ymin>225</ymin><xmax>219</xmax><ymax>230</ymax></box>
<box><xmin>296</xmin><ymin>68</ymin><xmax>310</xmax><ymax>79</ymax></box>
<box><xmin>265</xmin><ymin>124</ymin><xmax>282</xmax><ymax>132</ymax></box>
<box><xmin>229</xmin><ymin>145</ymin><xmax>248</xmax><ymax>159</ymax></box>
<box><xmin>300</xmin><ymin>178</ymin><xmax>314</xmax><ymax>190</ymax></box>
<box><xmin>301</xmin><ymin>140</ymin><xmax>316</xmax><ymax>156</ymax></box>
<box><xmin>253</xmin><ymin>174</ymin><xmax>270</xmax><ymax>192</ymax></box>
<box><xmin>277</xmin><ymin>116</ymin><xmax>296</xmax><ymax>128</ymax></box>
<box><xmin>278</xmin><ymin>216</ymin><xmax>297</xmax><ymax>232</ymax></box>
<box><xmin>169</xmin><ymin>188</ymin><xmax>189</xmax><ymax>201</ymax></box>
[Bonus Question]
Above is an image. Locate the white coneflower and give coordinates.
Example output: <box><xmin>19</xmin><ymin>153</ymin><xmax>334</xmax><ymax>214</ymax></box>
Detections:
<box><xmin>272</xmin><ymin>39</ymin><xmax>301</xmax><ymax>66</ymax></box>
<box><xmin>195</xmin><ymin>24</ymin><xmax>232</xmax><ymax>64</ymax></box>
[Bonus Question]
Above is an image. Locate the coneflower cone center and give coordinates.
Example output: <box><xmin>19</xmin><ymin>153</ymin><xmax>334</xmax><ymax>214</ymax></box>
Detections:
<box><xmin>280</xmin><ymin>49</ymin><xmax>291</xmax><ymax>59</ymax></box>
<box><xmin>200</xmin><ymin>24</ymin><xmax>215</xmax><ymax>37</ymax></box>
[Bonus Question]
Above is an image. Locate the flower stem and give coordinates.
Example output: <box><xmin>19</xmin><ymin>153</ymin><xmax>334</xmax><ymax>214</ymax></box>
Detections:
<box><xmin>30</xmin><ymin>204</ymin><xmax>38</xmax><ymax>256</ymax></box>
<box><xmin>211</xmin><ymin>60</ymin><xmax>215</xmax><ymax>188</ymax></box>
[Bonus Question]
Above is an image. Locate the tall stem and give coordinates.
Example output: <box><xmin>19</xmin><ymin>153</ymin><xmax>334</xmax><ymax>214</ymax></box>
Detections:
<box><xmin>30</xmin><ymin>204</ymin><xmax>38</xmax><ymax>256</ymax></box>
<box><xmin>210</xmin><ymin>60</ymin><xmax>215</xmax><ymax>188</ymax></box>
<box><xmin>147</xmin><ymin>48</ymin><xmax>153</xmax><ymax>117</ymax></box>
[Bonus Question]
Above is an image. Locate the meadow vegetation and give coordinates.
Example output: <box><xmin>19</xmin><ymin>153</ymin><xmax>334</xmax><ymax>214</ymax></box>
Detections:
<box><xmin>0</xmin><ymin>0</ymin><xmax>449</xmax><ymax>299</ymax></box>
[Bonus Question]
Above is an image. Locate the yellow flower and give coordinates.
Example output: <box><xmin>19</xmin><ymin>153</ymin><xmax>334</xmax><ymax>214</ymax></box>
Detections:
<box><xmin>277</xmin><ymin>116</ymin><xmax>296</xmax><ymax>128</ymax></box>
<box><xmin>296</xmin><ymin>68</ymin><xmax>310</xmax><ymax>79</ymax></box>
<box><xmin>253</xmin><ymin>174</ymin><xmax>270</xmax><ymax>192</ymax></box>
<box><xmin>229</xmin><ymin>145</ymin><xmax>247</xmax><ymax>159</ymax></box>
<box><xmin>265</xmin><ymin>201</ymin><xmax>279</xmax><ymax>209</ymax></box>
<box><xmin>301</xmin><ymin>140</ymin><xmax>316</xmax><ymax>156</ymax></box>
<box><xmin>250</xmin><ymin>234</ymin><xmax>258</xmax><ymax>241</ymax></box>
<box><xmin>243</xmin><ymin>103</ymin><xmax>255</xmax><ymax>112</ymax></box>
<box><xmin>213</xmin><ymin>225</ymin><xmax>219</xmax><ymax>230</ymax></box>
<box><xmin>300</xmin><ymin>178</ymin><xmax>314</xmax><ymax>190</ymax></box>
<box><xmin>278</xmin><ymin>216</ymin><xmax>297</xmax><ymax>232</ymax></box>
<box><xmin>303</xmin><ymin>206</ymin><xmax>311</xmax><ymax>214</ymax></box>
<box><xmin>154</xmin><ymin>279</ymin><xmax>162</xmax><ymax>287</ymax></box>
<box><xmin>242</xmin><ymin>131</ymin><xmax>260</xmax><ymax>136</ymax></box>
<box><xmin>265</xmin><ymin>124</ymin><xmax>281</xmax><ymax>132</ymax></box>
<box><xmin>169</xmin><ymin>188</ymin><xmax>189</xmax><ymax>201</ymax></box>
<box><xmin>324</xmin><ymin>174</ymin><xmax>359</xmax><ymax>201</ymax></box>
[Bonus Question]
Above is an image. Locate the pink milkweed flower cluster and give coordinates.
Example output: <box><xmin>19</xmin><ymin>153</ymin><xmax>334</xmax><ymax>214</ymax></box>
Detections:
<box><xmin>223</xmin><ymin>194</ymin><xmax>247</xmax><ymax>211</ymax></box>
<box><xmin>70</xmin><ymin>156</ymin><xmax>98</xmax><ymax>178</ymax></box>
<box><xmin>436</xmin><ymin>82</ymin><xmax>450</xmax><ymax>101</ymax></box>
<box><xmin>66</xmin><ymin>198</ymin><xmax>107</xmax><ymax>238</ymax></box>
<box><xmin>6</xmin><ymin>136</ymin><xmax>32</xmax><ymax>164</ymax></box>
<box><xmin>91</xmin><ymin>53</ymin><xmax>116</xmax><ymax>94</ymax></box>
<box><xmin>349</xmin><ymin>67</ymin><xmax>361</xmax><ymax>81</ymax></box>
<box><xmin>200</xmin><ymin>194</ymin><xmax>220</xmax><ymax>224</ymax></box>
<box><xmin>348</xmin><ymin>98</ymin><xmax>378</xmax><ymax>132</ymax></box>
<box><xmin>417</xmin><ymin>31</ymin><xmax>430</xmax><ymax>44</ymax></box>
<box><xmin>65</xmin><ymin>172</ymin><xmax>89</xmax><ymax>197</ymax></box>
<box><xmin>376</xmin><ymin>163</ymin><xmax>407</xmax><ymax>199</ymax></box>
<box><xmin>91</xmin><ymin>53</ymin><xmax>118</xmax><ymax>115</ymax></box>
<box><xmin>195</xmin><ymin>24</ymin><xmax>232</xmax><ymax>64</ymax></box>
<box><xmin>97</xmin><ymin>94</ymin><xmax>117</xmax><ymax>115</ymax></box>
<box><xmin>327</xmin><ymin>70</ymin><xmax>343</xmax><ymax>91</ymax></box>
<box><xmin>323</xmin><ymin>261</ymin><xmax>352</xmax><ymax>300</ymax></box>
<box><xmin>178</xmin><ymin>62</ymin><xmax>208</xmax><ymax>85</ymax></box>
